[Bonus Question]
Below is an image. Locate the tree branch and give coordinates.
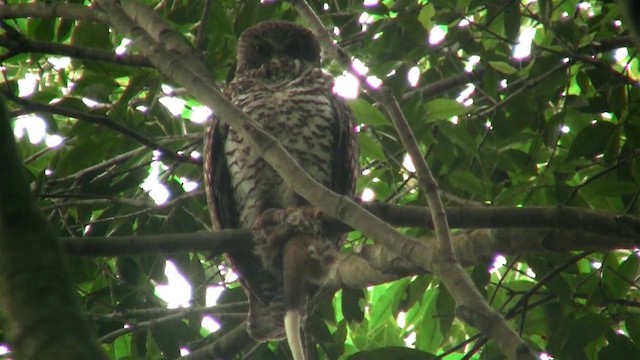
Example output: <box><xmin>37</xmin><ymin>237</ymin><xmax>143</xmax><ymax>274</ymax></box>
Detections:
<box><xmin>0</xmin><ymin>96</ymin><xmax>107</xmax><ymax>359</ymax></box>
<box><xmin>294</xmin><ymin>1</ymin><xmax>536</xmax><ymax>358</ymax></box>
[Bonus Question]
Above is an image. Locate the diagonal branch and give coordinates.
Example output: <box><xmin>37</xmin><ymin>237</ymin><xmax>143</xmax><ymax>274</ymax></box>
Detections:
<box><xmin>293</xmin><ymin>1</ymin><xmax>536</xmax><ymax>358</ymax></box>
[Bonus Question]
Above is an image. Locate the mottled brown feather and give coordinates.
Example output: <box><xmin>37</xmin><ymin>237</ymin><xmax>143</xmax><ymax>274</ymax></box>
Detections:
<box><xmin>203</xmin><ymin>20</ymin><xmax>359</xmax><ymax>342</ymax></box>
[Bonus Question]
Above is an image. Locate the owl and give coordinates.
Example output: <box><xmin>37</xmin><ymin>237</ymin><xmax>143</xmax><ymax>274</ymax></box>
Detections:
<box><xmin>203</xmin><ymin>20</ymin><xmax>359</xmax><ymax>347</ymax></box>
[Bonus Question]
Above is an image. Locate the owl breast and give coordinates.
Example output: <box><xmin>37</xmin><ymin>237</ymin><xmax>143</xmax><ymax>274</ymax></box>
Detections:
<box><xmin>224</xmin><ymin>70</ymin><xmax>337</xmax><ymax>227</ymax></box>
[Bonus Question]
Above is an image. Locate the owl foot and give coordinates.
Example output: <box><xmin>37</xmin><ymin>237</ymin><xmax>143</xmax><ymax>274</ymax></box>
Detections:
<box><xmin>252</xmin><ymin>207</ymin><xmax>327</xmax><ymax>273</ymax></box>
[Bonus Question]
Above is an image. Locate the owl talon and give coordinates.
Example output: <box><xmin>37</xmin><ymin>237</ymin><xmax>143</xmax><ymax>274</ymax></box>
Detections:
<box><xmin>252</xmin><ymin>206</ymin><xmax>327</xmax><ymax>273</ymax></box>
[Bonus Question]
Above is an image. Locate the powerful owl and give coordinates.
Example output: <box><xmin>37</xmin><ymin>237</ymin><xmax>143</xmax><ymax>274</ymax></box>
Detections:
<box><xmin>203</xmin><ymin>20</ymin><xmax>359</xmax><ymax>349</ymax></box>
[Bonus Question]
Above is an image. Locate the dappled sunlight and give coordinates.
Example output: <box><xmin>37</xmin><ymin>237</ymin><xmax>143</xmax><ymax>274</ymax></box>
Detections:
<box><xmin>13</xmin><ymin>115</ymin><xmax>46</xmax><ymax>144</ymax></box>
<box><xmin>428</xmin><ymin>25</ymin><xmax>446</xmax><ymax>45</ymax></box>
<box><xmin>141</xmin><ymin>159</ymin><xmax>170</xmax><ymax>205</ymax></box>
<box><xmin>513</xmin><ymin>27</ymin><xmax>536</xmax><ymax>59</ymax></box>
<box><xmin>155</xmin><ymin>261</ymin><xmax>192</xmax><ymax>309</ymax></box>
<box><xmin>190</xmin><ymin>105</ymin><xmax>212</xmax><ymax>124</ymax></box>
<box><xmin>334</xmin><ymin>72</ymin><xmax>360</xmax><ymax>99</ymax></box>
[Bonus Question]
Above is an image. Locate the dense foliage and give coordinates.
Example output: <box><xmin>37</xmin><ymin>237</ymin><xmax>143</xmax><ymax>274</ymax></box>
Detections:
<box><xmin>2</xmin><ymin>0</ymin><xmax>640</xmax><ymax>359</ymax></box>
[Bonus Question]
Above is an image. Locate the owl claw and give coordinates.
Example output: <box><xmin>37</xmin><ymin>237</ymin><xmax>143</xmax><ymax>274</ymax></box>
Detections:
<box><xmin>252</xmin><ymin>206</ymin><xmax>327</xmax><ymax>273</ymax></box>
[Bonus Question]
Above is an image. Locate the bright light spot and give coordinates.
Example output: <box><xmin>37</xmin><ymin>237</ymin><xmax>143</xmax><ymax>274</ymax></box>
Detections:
<box><xmin>373</xmin><ymin>32</ymin><xmax>383</xmax><ymax>40</ymax></box>
<box><xmin>201</xmin><ymin>316</ymin><xmax>221</xmax><ymax>333</ymax></box>
<box><xmin>561</xmin><ymin>125</ymin><xmax>570</xmax><ymax>133</ymax></box>
<box><xmin>372</xmin><ymin>177</ymin><xmax>380</xmax><ymax>183</ymax></box>
<box><xmin>428</xmin><ymin>25</ymin><xmax>447</xmax><ymax>45</ymax></box>
<box><xmin>489</xmin><ymin>254</ymin><xmax>507</xmax><ymax>273</ymax></box>
<box><xmin>578</xmin><ymin>2</ymin><xmax>591</xmax><ymax>10</ymax></box>
<box><xmin>361</xmin><ymin>188</ymin><xmax>375</xmax><ymax>202</ymax></box>
<box><xmin>333</xmin><ymin>26</ymin><xmax>340</xmax><ymax>36</ymax></box>
<box><xmin>601</xmin><ymin>112</ymin><xmax>613</xmax><ymax>120</ymax></box>
<box><xmin>180</xmin><ymin>348</ymin><xmax>191</xmax><ymax>356</ymax></box>
<box><xmin>614</xmin><ymin>48</ymin><xmax>628</xmax><ymax>63</ymax></box>
<box><xmin>45</xmin><ymin>134</ymin><xmax>64</xmax><ymax>148</ymax></box>
<box><xmin>456</xmin><ymin>84</ymin><xmax>475</xmax><ymax>103</ymax></box>
<box><xmin>359</xmin><ymin>12</ymin><xmax>375</xmax><ymax>25</ymax></box>
<box><xmin>115</xmin><ymin>38</ymin><xmax>131</xmax><ymax>55</ymax></box>
<box><xmin>155</xmin><ymin>261</ymin><xmax>192</xmax><ymax>308</ymax></box>
<box><xmin>617</xmin><ymin>328</ymin><xmax>626</xmax><ymax>335</ymax></box>
<box><xmin>45</xmin><ymin>169</ymin><xmax>54</xmax><ymax>176</ymax></box>
<box><xmin>179</xmin><ymin>177</ymin><xmax>198</xmax><ymax>192</ymax></box>
<box><xmin>362</xmin><ymin>168</ymin><xmax>371</xmax><ymax>176</ymax></box>
<box><xmin>352</xmin><ymin>58</ymin><xmax>369</xmax><ymax>75</ymax></box>
<box><xmin>221</xmin><ymin>266</ymin><xmax>239</xmax><ymax>283</ymax></box>
<box><xmin>363</xmin><ymin>0</ymin><xmax>378</xmax><ymax>6</ymax></box>
<box><xmin>190</xmin><ymin>106</ymin><xmax>212</xmax><ymax>124</ymax></box>
<box><xmin>82</xmin><ymin>97</ymin><xmax>99</xmax><ymax>107</ymax></box>
<box><xmin>485</xmin><ymin>120</ymin><xmax>492</xmax><ymax>128</ymax></box>
<box><xmin>540</xmin><ymin>352</ymin><xmax>554</xmax><ymax>360</ymax></box>
<box><xmin>513</xmin><ymin>27</ymin><xmax>536</xmax><ymax>59</ymax></box>
<box><xmin>83</xmin><ymin>224</ymin><xmax>92</xmax><ymax>235</ymax></box>
<box><xmin>136</xmin><ymin>105</ymin><xmax>148</xmax><ymax>112</ymax></box>
<box><xmin>206</xmin><ymin>286</ymin><xmax>225</xmax><ymax>306</ymax></box>
<box><xmin>48</xmin><ymin>56</ymin><xmax>71</xmax><ymax>70</ymax></box>
<box><xmin>459</xmin><ymin>18</ymin><xmax>470</xmax><ymax>27</ymax></box>
<box><xmin>13</xmin><ymin>115</ymin><xmax>46</xmax><ymax>144</ymax></box>
<box><xmin>159</xmin><ymin>96</ymin><xmax>186</xmax><ymax>116</ymax></box>
<box><xmin>0</xmin><ymin>345</ymin><xmax>8</xmax><ymax>355</ymax></box>
<box><xmin>402</xmin><ymin>154</ymin><xmax>415</xmax><ymax>172</ymax></box>
<box><xmin>161</xmin><ymin>84</ymin><xmax>174</xmax><ymax>94</ymax></box>
<box><xmin>561</xmin><ymin>12</ymin><xmax>569</xmax><ymax>18</ymax></box>
<box><xmin>333</xmin><ymin>73</ymin><xmax>359</xmax><ymax>99</ymax></box>
<box><xmin>592</xmin><ymin>261</ymin><xmax>602</xmax><ymax>269</ymax></box>
<box><xmin>613</xmin><ymin>20</ymin><xmax>622</xmax><ymax>27</ymax></box>
<box><xmin>141</xmin><ymin>161</ymin><xmax>171</xmax><ymax>205</ymax></box>
<box><xmin>397</xmin><ymin>311</ymin><xmax>407</xmax><ymax>327</ymax></box>
<box><xmin>465</xmin><ymin>55</ymin><xmax>481</xmax><ymax>72</ymax></box>
<box><xmin>18</xmin><ymin>73</ymin><xmax>38</xmax><ymax>97</ymax></box>
<box><xmin>536</xmin><ymin>161</ymin><xmax>549</xmax><ymax>170</ymax></box>
<box><xmin>408</xmin><ymin>66</ymin><xmax>420</xmax><ymax>87</ymax></box>
<box><xmin>449</xmin><ymin>116</ymin><xmax>459</xmax><ymax>124</ymax></box>
<box><xmin>500</xmin><ymin>79</ymin><xmax>508</xmax><ymax>88</ymax></box>
<box><xmin>404</xmin><ymin>332</ymin><xmax>416</xmax><ymax>348</ymax></box>
<box><xmin>526</xmin><ymin>268</ymin><xmax>537</xmax><ymax>278</ymax></box>
<box><xmin>191</xmin><ymin>151</ymin><xmax>201</xmax><ymax>159</ymax></box>
<box><xmin>367</xmin><ymin>76</ymin><xmax>382</xmax><ymax>88</ymax></box>
<box><xmin>323</xmin><ymin>3</ymin><xmax>329</xmax><ymax>10</ymax></box>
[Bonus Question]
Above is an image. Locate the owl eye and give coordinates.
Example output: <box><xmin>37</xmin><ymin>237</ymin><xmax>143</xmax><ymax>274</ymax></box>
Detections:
<box><xmin>285</xmin><ymin>42</ymin><xmax>303</xmax><ymax>56</ymax></box>
<box><xmin>254</xmin><ymin>43</ymin><xmax>271</xmax><ymax>57</ymax></box>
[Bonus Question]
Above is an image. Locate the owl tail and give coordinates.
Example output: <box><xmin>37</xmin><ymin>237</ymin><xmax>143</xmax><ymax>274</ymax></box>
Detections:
<box><xmin>246</xmin><ymin>292</ymin><xmax>287</xmax><ymax>341</ymax></box>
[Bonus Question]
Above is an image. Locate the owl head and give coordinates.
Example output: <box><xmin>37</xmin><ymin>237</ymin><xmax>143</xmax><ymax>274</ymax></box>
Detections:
<box><xmin>236</xmin><ymin>21</ymin><xmax>321</xmax><ymax>74</ymax></box>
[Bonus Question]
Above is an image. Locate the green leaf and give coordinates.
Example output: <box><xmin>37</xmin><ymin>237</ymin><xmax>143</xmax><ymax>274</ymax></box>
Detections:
<box><xmin>342</xmin><ymin>288</ymin><xmax>366</xmax><ymax>323</ymax></box>
<box><xmin>424</xmin><ymin>99</ymin><xmax>469</xmax><ymax>121</ymax></box>
<box><xmin>561</xmin><ymin>313</ymin><xmax>610</xmax><ymax>358</ymax></box>
<box><xmin>504</xmin><ymin>0</ymin><xmax>521</xmax><ymax>43</ymax></box>
<box><xmin>448</xmin><ymin>170</ymin><xmax>486</xmax><ymax>197</ymax></box>
<box><xmin>359</xmin><ymin>133</ymin><xmax>386</xmax><ymax>160</ymax></box>
<box><xmin>347</xmin><ymin>99</ymin><xmax>391</xmax><ymax>127</ymax></box>
<box><xmin>566</xmin><ymin>121</ymin><xmax>617</xmax><ymax>160</ymax></box>
<box><xmin>347</xmin><ymin>347</ymin><xmax>437</xmax><ymax>360</ymax></box>
<box><xmin>488</xmin><ymin>61</ymin><xmax>518</xmax><ymax>74</ymax></box>
<box><xmin>418</xmin><ymin>4</ymin><xmax>436</xmax><ymax>31</ymax></box>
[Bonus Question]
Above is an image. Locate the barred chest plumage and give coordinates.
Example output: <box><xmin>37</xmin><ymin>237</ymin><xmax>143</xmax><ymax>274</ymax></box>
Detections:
<box><xmin>224</xmin><ymin>63</ymin><xmax>337</xmax><ymax>228</ymax></box>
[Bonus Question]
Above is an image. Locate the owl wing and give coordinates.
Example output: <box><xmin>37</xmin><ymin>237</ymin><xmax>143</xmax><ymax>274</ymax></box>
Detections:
<box><xmin>203</xmin><ymin>117</ymin><xmax>237</xmax><ymax>231</ymax></box>
<box><xmin>329</xmin><ymin>95</ymin><xmax>360</xmax><ymax>240</ymax></box>
<box><xmin>204</xmin><ymin>116</ymin><xmax>287</xmax><ymax>340</ymax></box>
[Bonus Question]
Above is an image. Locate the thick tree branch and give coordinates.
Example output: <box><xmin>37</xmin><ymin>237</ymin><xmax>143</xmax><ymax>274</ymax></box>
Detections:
<box><xmin>294</xmin><ymin>2</ymin><xmax>536</xmax><ymax>358</ymax></box>
<box><xmin>0</xmin><ymin>95</ymin><xmax>107</xmax><ymax>359</ymax></box>
<box><xmin>0</xmin><ymin>3</ymin><xmax>105</xmax><ymax>22</ymax></box>
<box><xmin>0</xmin><ymin>22</ymin><xmax>150</xmax><ymax>66</ymax></box>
